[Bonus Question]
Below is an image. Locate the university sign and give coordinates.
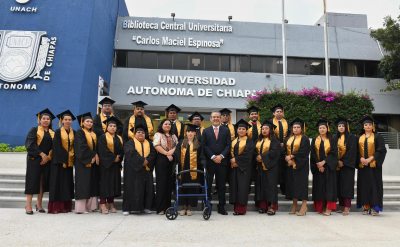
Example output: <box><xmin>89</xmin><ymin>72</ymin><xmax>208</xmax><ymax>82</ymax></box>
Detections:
<box><xmin>10</xmin><ymin>0</ymin><xmax>39</xmax><ymax>13</ymax></box>
<box><xmin>0</xmin><ymin>30</ymin><xmax>57</xmax><ymax>90</ymax></box>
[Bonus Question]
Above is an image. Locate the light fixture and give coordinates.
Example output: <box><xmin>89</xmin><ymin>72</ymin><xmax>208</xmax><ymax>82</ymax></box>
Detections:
<box><xmin>171</xmin><ymin>13</ymin><xmax>175</xmax><ymax>21</ymax></box>
<box><xmin>228</xmin><ymin>16</ymin><xmax>232</xmax><ymax>23</ymax></box>
<box><xmin>265</xmin><ymin>74</ymin><xmax>271</xmax><ymax>78</ymax></box>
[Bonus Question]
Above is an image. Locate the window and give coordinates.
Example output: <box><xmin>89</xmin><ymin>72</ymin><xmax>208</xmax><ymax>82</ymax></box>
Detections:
<box><xmin>364</xmin><ymin>61</ymin><xmax>379</xmax><ymax>78</ymax></box>
<box><xmin>221</xmin><ymin>55</ymin><xmax>230</xmax><ymax>71</ymax></box>
<box><xmin>330</xmin><ymin>59</ymin><xmax>339</xmax><ymax>76</ymax></box>
<box><xmin>250</xmin><ymin>56</ymin><xmax>265</xmax><ymax>73</ymax></box>
<box><xmin>173</xmin><ymin>53</ymin><xmax>188</xmax><ymax>70</ymax></box>
<box><xmin>114</xmin><ymin>50</ymin><xmax>127</xmax><ymax>67</ymax></box>
<box><xmin>239</xmin><ymin>56</ymin><xmax>250</xmax><ymax>72</ymax></box>
<box><xmin>189</xmin><ymin>54</ymin><xmax>205</xmax><ymax>70</ymax></box>
<box><xmin>287</xmin><ymin>58</ymin><xmax>308</xmax><ymax>75</ymax></box>
<box><xmin>204</xmin><ymin>54</ymin><xmax>219</xmax><ymax>71</ymax></box>
<box><xmin>141</xmin><ymin>52</ymin><xmax>157</xmax><ymax>69</ymax></box>
<box><xmin>341</xmin><ymin>60</ymin><xmax>365</xmax><ymax>77</ymax></box>
<box><xmin>127</xmin><ymin>51</ymin><xmax>141</xmax><ymax>68</ymax></box>
<box><xmin>309</xmin><ymin>59</ymin><xmax>324</xmax><ymax>75</ymax></box>
<box><xmin>158</xmin><ymin>53</ymin><xmax>173</xmax><ymax>69</ymax></box>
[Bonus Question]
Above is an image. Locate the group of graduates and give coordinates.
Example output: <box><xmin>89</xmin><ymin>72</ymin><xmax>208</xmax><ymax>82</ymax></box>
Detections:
<box><xmin>24</xmin><ymin>97</ymin><xmax>387</xmax><ymax>217</ymax></box>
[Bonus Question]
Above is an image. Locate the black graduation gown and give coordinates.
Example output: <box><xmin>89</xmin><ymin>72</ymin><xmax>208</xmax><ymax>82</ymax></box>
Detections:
<box><xmin>154</xmin><ymin>150</ymin><xmax>175</xmax><ymax>213</ymax></box>
<box><xmin>255</xmin><ymin>137</ymin><xmax>281</xmax><ymax>203</ymax></box>
<box><xmin>333</xmin><ymin>133</ymin><xmax>357</xmax><ymax>199</ymax></box>
<box><xmin>229</xmin><ymin>139</ymin><xmax>255</xmax><ymax>205</ymax></box>
<box><xmin>98</xmin><ymin>134</ymin><xmax>124</xmax><ymax>198</ymax></box>
<box><xmin>310</xmin><ymin>136</ymin><xmax>338</xmax><ymax>202</ymax></box>
<box><xmin>74</xmin><ymin>129</ymin><xmax>99</xmax><ymax>200</ymax></box>
<box><xmin>285</xmin><ymin>135</ymin><xmax>310</xmax><ymax>201</ymax></box>
<box><xmin>24</xmin><ymin>127</ymin><xmax>53</xmax><ymax>194</ymax></box>
<box><xmin>170</xmin><ymin>120</ymin><xmax>184</xmax><ymax>141</ymax></box>
<box><xmin>93</xmin><ymin>114</ymin><xmax>105</xmax><ymax>138</ymax></box>
<box><xmin>123</xmin><ymin>116</ymin><xmax>151</xmax><ymax>142</ymax></box>
<box><xmin>122</xmin><ymin>139</ymin><xmax>156</xmax><ymax>212</ymax></box>
<box><xmin>356</xmin><ymin>133</ymin><xmax>387</xmax><ymax>210</ymax></box>
<box><xmin>49</xmin><ymin>128</ymin><xmax>75</xmax><ymax>202</ymax></box>
<box><xmin>174</xmin><ymin>141</ymin><xmax>204</xmax><ymax>207</ymax></box>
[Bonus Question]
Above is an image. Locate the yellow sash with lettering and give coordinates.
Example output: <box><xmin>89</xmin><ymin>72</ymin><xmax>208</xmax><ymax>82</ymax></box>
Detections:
<box><xmin>181</xmin><ymin>143</ymin><xmax>198</xmax><ymax>180</ymax></box>
<box><xmin>60</xmin><ymin>127</ymin><xmax>74</xmax><ymax>168</ymax></box>
<box><xmin>286</xmin><ymin>135</ymin><xmax>302</xmax><ymax>169</ymax></box>
<box><xmin>128</xmin><ymin>115</ymin><xmax>154</xmax><ymax>141</ymax></box>
<box><xmin>256</xmin><ymin>138</ymin><xmax>271</xmax><ymax>171</ymax></box>
<box><xmin>358</xmin><ymin>133</ymin><xmax>376</xmax><ymax>168</ymax></box>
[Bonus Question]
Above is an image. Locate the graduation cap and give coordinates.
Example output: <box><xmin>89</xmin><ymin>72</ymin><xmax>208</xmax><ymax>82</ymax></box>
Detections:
<box><xmin>360</xmin><ymin>115</ymin><xmax>374</xmax><ymax>125</ymax></box>
<box><xmin>316</xmin><ymin>118</ymin><xmax>330</xmax><ymax>131</ymax></box>
<box><xmin>165</xmin><ymin>104</ymin><xmax>181</xmax><ymax>113</ymax></box>
<box><xmin>98</xmin><ymin>97</ymin><xmax>115</xmax><ymax>106</ymax></box>
<box><xmin>76</xmin><ymin>112</ymin><xmax>93</xmax><ymax>127</ymax></box>
<box><xmin>270</xmin><ymin>104</ymin><xmax>284</xmax><ymax>113</ymax></box>
<box><xmin>131</xmin><ymin>100</ymin><xmax>147</xmax><ymax>108</ymax></box>
<box><xmin>36</xmin><ymin>108</ymin><xmax>56</xmax><ymax>121</ymax></box>
<box><xmin>246</xmin><ymin>105</ymin><xmax>260</xmax><ymax>114</ymax></box>
<box><xmin>56</xmin><ymin>110</ymin><xmax>76</xmax><ymax>121</ymax></box>
<box><xmin>219</xmin><ymin>108</ymin><xmax>232</xmax><ymax>115</ymax></box>
<box><xmin>102</xmin><ymin>116</ymin><xmax>122</xmax><ymax>127</ymax></box>
<box><xmin>335</xmin><ymin>117</ymin><xmax>351</xmax><ymax>132</ymax></box>
<box><xmin>130</xmin><ymin>124</ymin><xmax>146</xmax><ymax>133</ymax></box>
<box><xmin>188</xmin><ymin>111</ymin><xmax>204</xmax><ymax>121</ymax></box>
<box><xmin>261</xmin><ymin>119</ymin><xmax>277</xmax><ymax>129</ymax></box>
<box><xmin>185</xmin><ymin>123</ymin><xmax>198</xmax><ymax>132</ymax></box>
<box><xmin>235</xmin><ymin>119</ymin><xmax>252</xmax><ymax>130</ymax></box>
<box><xmin>289</xmin><ymin>117</ymin><xmax>306</xmax><ymax>132</ymax></box>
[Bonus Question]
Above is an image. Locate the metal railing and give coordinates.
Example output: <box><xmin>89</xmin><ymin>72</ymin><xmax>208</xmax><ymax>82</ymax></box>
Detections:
<box><xmin>379</xmin><ymin>132</ymin><xmax>400</xmax><ymax>149</ymax></box>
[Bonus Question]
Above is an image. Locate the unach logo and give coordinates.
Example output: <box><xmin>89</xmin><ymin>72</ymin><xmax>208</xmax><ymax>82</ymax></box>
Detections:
<box><xmin>15</xmin><ymin>0</ymin><xmax>31</xmax><ymax>4</ymax></box>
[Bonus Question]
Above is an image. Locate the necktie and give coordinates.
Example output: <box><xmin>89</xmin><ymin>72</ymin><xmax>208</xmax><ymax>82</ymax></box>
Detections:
<box><xmin>319</xmin><ymin>138</ymin><xmax>326</xmax><ymax>161</ymax></box>
<box><xmin>278</xmin><ymin>120</ymin><xmax>284</xmax><ymax>143</ymax></box>
<box><xmin>364</xmin><ymin>137</ymin><xmax>369</xmax><ymax>159</ymax></box>
<box><xmin>214</xmin><ymin>127</ymin><xmax>219</xmax><ymax>140</ymax></box>
<box><xmin>252</xmin><ymin>122</ymin><xmax>258</xmax><ymax>141</ymax></box>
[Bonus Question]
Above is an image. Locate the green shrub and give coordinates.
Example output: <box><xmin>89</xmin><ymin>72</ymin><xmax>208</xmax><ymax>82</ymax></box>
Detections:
<box><xmin>0</xmin><ymin>143</ymin><xmax>12</xmax><ymax>152</ymax></box>
<box><xmin>247</xmin><ymin>87</ymin><xmax>374</xmax><ymax>138</ymax></box>
<box><xmin>13</xmin><ymin>146</ymin><xmax>27</xmax><ymax>152</ymax></box>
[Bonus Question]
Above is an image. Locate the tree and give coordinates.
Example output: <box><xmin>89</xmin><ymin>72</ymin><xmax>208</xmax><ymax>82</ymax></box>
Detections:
<box><xmin>370</xmin><ymin>15</ymin><xmax>400</xmax><ymax>91</ymax></box>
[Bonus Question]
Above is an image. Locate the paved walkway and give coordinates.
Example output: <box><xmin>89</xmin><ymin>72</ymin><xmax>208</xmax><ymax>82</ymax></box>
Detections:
<box><xmin>1</xmin><ymin>208</ymin><xmax>399</xmax><ymax>246</ymax></box>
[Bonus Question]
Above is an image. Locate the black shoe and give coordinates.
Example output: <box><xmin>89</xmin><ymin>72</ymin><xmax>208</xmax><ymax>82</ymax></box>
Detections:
<box><xmin>25</xmin><ymin>207</ymin><xmax>33</xmax><ymax>215</ymax></box>
<box><xmin>35</xmin><ymin>205</ymin><xmax>46</xmax><ymax>213</ymax></box>
<box><xmin>218</xmin><ymin>207</ymin><xmax>228</xmax><ymax>215</ymax></box>
<box><xmin>258</xmin><ymin>209</ymin><xmax>266</xmax><ymax>214</ymax></box>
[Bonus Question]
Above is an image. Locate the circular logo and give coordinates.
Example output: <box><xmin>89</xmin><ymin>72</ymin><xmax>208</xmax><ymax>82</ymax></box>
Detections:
<box><xmin>16</xmin><ymin>0</ymin><xmax>31</xmax><ymax>4</ymax></box>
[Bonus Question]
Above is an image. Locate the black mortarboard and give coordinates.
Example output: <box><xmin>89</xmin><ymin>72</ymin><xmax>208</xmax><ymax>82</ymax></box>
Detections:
<box><xmin>56</xmin><ymin>110</ymin><xmax>76</xmax><ymax>121</ymax></box>
<box><xmin>185</xmin><ymin>123</ymin><xmax>198</xmax><ymax>132</ymax></box>
<box><xmin>77</xmin><ymin>112</ymin><xmax>93</xmax><ymax>126</ymax></box>
<box><xmin>360</xmin><ymin>115</ymin><xmax>374</xmax><ymax>125</ymax></box>
<box><xmin>98</xmin><ymin>97</ymin><xmax>115</xmax><ymax>106</ymax></box>
<box><xmin>131</xmin><ymin>124</ymin><xmax>146</xmax><ymax>133</ymax></box>
<box><xmin>261</xmin><ymin>119</ymin><xmax>277</xmax><ymax>129</ymax></box>
<box><xmin>219</xmin><ymin>108</ymin><xmax>232</xmax><ymax>115</ymax></box>
<box><xmin>270</xmin><ymin>104</ymin><xmax>284</xmax><ymax>113</ymax></box>
<box><xmin>165</xmin><ymin>104</ymin><xmax>181</xmax><ymax>113</ymax></box>
<box><xmin>36</xmin><ymin>108</ymin><xmax>56</xmax><ymax>120</ymax></box>
<box><xmin>188</xmin><ymin>111</ymin><xmax>204</xmax><ymax>121</ymax></box>
<box><xmin>102</xmin><ymin>116</ymin><xmax>122</xmax><ymax>127</ymax></box>
<box><xmin>131</xmin><ymin>101</ymin><xmax>147</xmax><ymax>108</ymax></box>
<box><xmin>235</xmin><ymin>119</ymin><xmax>252</xmax><ymax>130</ymax></box>
<box><xmin>289</xmin><ymin>117</ymin><xmax>304</xmax><ymax>127</ymax></box>
<box><xmin>335</xmin><ymin>117</ymin><xmax>350</xmax><ymax>126</ymax></box>
<box><xmin>246</xmin><ymin>105</ymin><xmax>260</xmax><ymax>114</ymax></box>
<box><xmin>316</xmin><ymin>118</ymin><xmax>329</xmax><ymax>127</ymax></box>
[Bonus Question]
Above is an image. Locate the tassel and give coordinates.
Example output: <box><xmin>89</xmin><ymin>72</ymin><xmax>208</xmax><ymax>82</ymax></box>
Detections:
<box><xmin>80</xmin><ymin>118</ymin><xmax>84</xmax><ymax>128</ymax></box>
<box><xmin>303</xmin><ymin>123</ymin><xmax>306</xmax><ymax>134</ymax></box>
<box><xmin>58</xmin><ymin>118</ymin><xmax>62</xmax><ymax>128</ymax></box>
<box><xmin>347</xmin><ymin>123</ymin><xmax>350</xmax><ymax>133</ymax></box>
<box><xmin>373</xmin><ymin>122</ymin><xmax>376</xmax><ymax>132</ymax></box>
<box><xmin>37</xmin><ymin>114</ymin><xmax>40</xmax><ymax>125</ymax></box>
<box><xmin>327</xmin><ymin>123</ymin><xmax>330</xmax><ymax>132</ymax></box>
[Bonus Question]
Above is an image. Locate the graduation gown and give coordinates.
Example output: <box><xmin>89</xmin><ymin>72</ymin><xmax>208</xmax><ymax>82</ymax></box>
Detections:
<box><xmin>24</xmin><ymin>127</ymin><xmax>54</xmax><ymax>194</ymax></box>
<box><xmin>285</xmin><ymin>135</ymin><xmax>310</xmax><ymax>201</ymax></box>
<box><xmin>333</xmin><ymin>133</ymin><xmax>357</xmax><ymax>199</ymax></box>
<box><xmin>174</xmin><ymin>141</ymin><xmax>204</xmax><ymax>206</ymax></box>
<box><xmin>49</xmin><ymin>128</ymin><xmax>75</xmax><ymax>202</ymax></box>
<box><xmin>356</xmin><ymin>133</ymin><xmax>387</xmax><ymax>210</ymax></box>
<box><xmin>123</xmin><ymin>115</ymin><xmax>153</xmax><ymax>142</ymax></box>
<box><xmin>229</xmin><ymin>137</ymin><xmax>255</xmax><ymax>205</ymax></box>
<box><xmin>74</xmin><ymin>129</ymin><xmax>99</xmax><ymax>200</ymax></box>
<box><xmin>255</xmin><ymin>137</ymin><xmax>281</xmax><ymax>203</ymax></box>
<box><xmin>123</xmin><ymin>138</ymin><xmax>156</xmax><ymax>212</ymax></box>
<box><xmin>93</xmin><ymin>114</ymin><xmax>122</xmax><ymax>138</ymax></box>
<box><xmin>170</xmin><ymin>120</ymin><xmax>184</xmax><ymax>141</ymax></box>
<box><xmin>310</xmin><ymin>136</ymin><xmax>338</xmax><ymax>202</ymax></box>
<box><xmin>98</xmin><ymin>133</ymin><xmax>124</xmax><ymax>198</ymax></box>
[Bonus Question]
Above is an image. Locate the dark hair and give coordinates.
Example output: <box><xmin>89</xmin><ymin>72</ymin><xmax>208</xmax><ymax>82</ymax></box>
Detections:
<box><xmin>257</xmin><ymin>125</ymin><xmax>272</xmax><ymax>141</ymax></box>
<box><xmin>182</xmin><ymin>136</ymin><xmax>200</xmax><ymax>151</ymax></box>
<box><xmin>157</xmin><ymin>119</ymin><xmax>172</xmax><ymax>134</ymax></box>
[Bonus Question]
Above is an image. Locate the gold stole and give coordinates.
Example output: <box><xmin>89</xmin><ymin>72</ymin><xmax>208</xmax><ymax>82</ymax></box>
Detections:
<box><xmin>99</xmin><ymin>113</ymin><xmax>114</xmax><ymax>132</ymax></box>
<box><xmin>181</xmin><ymin>143</ymin><xmax>198</xmax><ymax>180</ymax></box>
<box><xmin>36</xmin><ymin>126</ymin><xmax>55</xmax><ymax>159</ymax></box>
<box><xmin>315</xmin><ymin>136</ymin><xmax>331</xmax><ymax>161</ymax></box>
<box><xmin>227</xmin><ymin>123</ymin><xmax>235</xmax><ymax>141</ymax></box>
<box><xmin>60</xmin><ymin>127</ymin><xmax>74</xmax><ymax>168</ymax></box>
<box><xmin>133</xmin><ymin>137</ymin><xmax>151</xmax><ymax>171</ymax></box>
<box><xmin>247</xmin><ymin>121</ymin><xmax>261</xmax><ymax>139</ymax></box>
<box><xmin>256</xmin><ymin>138</ymin><xmax>271</xmax><ymax>171</ymax></box>
<box><xmin>128</xmin><ymin>115</ymin><xmax>154</xmax><ymax>140</ymax></box>
<box><xmin>231</xmin><ymin>136</ymin><xmax>247</xmax><ymax>158</ymax></box>
<box><xmin>105</xmin><ymin>132</ymin><xmax>123</xmax><ymax>155</ymax></box>
<box><xmin>273</xmin><ymin>118</ymin><xmax>288</xmax><ymax>140</ymax></box>
<box><xmin>286</xmin><ymin>135</ymin><xmax>302</xmax><ymax>169</ymax></box>
<box><xmin>82</xmin><ymin>128</ymin><xmax>97</xmax><ymax>168</ymax></box>
<box><xmin>174</xmin><ymin>120</ymin><xmax>182</xmax><ymax>138</ymax></box>
<box><xmin>358</xmin><ymin>133</ymin><xmax>376</xmax><ymax>168</ymax></box>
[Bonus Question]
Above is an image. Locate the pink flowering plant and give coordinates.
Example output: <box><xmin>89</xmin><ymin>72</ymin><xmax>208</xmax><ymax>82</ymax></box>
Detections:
<box><xmin>247</xmin><ymin>87</ymin><xmax>374</xmax><ymax>137</ymax></box>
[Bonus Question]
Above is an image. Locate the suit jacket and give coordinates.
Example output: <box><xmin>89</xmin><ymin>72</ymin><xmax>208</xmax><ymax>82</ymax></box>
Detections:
<box><xmin>201</xmin><ymin>125</ymin><xmax>231</xmax><ymax>166</ymax></box>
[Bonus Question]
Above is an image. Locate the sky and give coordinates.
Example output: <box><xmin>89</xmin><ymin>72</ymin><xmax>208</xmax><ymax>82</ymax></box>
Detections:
<box><xmin>125</xmin><ymin>0</ymin><xmax>399</xmax><ymax>29</ymax></box>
